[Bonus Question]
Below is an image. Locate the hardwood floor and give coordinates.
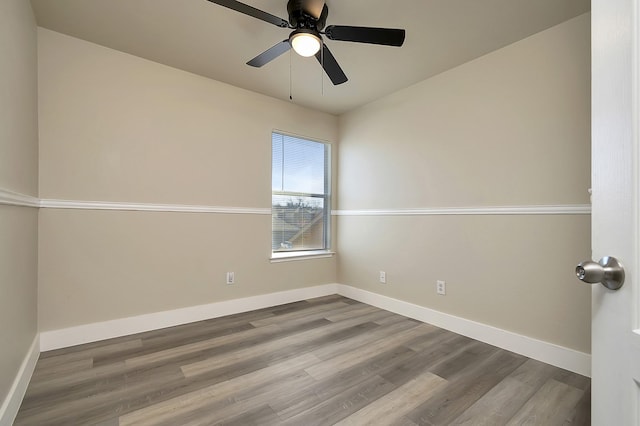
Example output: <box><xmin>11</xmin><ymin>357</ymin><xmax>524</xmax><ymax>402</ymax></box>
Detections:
<box><xmin>15</xmin><ymin>295</ymin><xmax>590</xmax><ymax>425</ymax></box>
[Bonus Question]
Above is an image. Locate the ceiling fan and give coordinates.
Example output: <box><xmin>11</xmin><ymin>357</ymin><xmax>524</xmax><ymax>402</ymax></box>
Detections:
<box><xmin>206</xmin><ymin>0</ymin><xmax>406</xmax><ymax>85</ymax></box>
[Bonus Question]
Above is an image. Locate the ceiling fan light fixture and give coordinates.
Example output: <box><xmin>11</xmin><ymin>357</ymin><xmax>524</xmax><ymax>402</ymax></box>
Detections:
<box><xmin>207</xmin><ymin>0</ymin><xmax>405</xmax><ymax>86</ymax></box>
<box><xmin>290</xmin><ymin>29</ymin><xmax>321</xmax><ymax>57</ymax></box>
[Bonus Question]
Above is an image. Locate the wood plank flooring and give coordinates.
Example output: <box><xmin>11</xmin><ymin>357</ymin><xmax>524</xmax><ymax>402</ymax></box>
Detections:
<box><xmin>15</xmin><ymin>295</ymin><xmax>590</xmax><ymax>425</ymax></box>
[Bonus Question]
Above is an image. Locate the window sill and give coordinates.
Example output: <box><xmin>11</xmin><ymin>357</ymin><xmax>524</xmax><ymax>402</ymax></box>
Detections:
<box><xmin>270</xmin><ymin>250</ymin><xmax>336</xmax><ymax>263</ymax></box>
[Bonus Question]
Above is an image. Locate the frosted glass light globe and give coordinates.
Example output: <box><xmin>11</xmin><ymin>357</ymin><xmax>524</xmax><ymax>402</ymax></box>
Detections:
<box><xmin>291</xmin><ymin>31</ymin><xmax>321</xmax><ymax>57</ymax></box>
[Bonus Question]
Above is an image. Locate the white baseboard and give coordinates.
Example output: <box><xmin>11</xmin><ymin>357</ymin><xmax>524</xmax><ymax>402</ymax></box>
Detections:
<box><xmin>336</xmin><ymin>284</ymin><xmax>591</xmax><ymax>377</ymax></box>
<box><xmin>38</xmin><ymin>283</ymin><xmax>590</xmax><ymax>377</ymax></box>
<box><xmin>40</xmin><ymin>284</ymin><xmax>338</xmax><ymax>352</ymax></box>
<box><xmin>0</xmin><ymin>335</ymin><xmax>39</xmax><ymax>426</ymax></box>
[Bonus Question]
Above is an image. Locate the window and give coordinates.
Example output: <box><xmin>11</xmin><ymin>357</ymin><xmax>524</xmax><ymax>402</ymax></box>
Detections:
<box><xmin>272</xmin><ymin>132</ymin><xmax>330</xmax><ymax>255</ymax></box>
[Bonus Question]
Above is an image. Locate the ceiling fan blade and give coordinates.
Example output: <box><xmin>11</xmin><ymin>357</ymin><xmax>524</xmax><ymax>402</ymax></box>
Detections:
<box><xmin>324</xmin><ymin>25</ymin><xmax>406</xmax><ymax>47</ymax></box>
<box><xmin>206</xmin><ymin>0</ymin><xmax>289</xmax><ymax>28</ymax></box>
<box><xmin>315</xmin><ymin>44</ymin><xmax>348</xmax><ymax>85</ymax></box>
<box><xmin>301</xmin><ymin>0</ymin><xmax>325</xmax><ymax>20</ymax></box>
<box><xmin>247</xmin><ymin>40</ymin><xmax>291</xmax><ymax>67</ymax></box>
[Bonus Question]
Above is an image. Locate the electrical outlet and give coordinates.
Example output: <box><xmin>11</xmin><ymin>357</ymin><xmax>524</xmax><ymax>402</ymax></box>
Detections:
<box><xmin>436</xmin><ymin>280</ymin><xmax>446</xmax><ymax>295</ymax></box>
<box><xmin>379</xmin><ymin>271</ymin><xmax>386</xmax><ymax>283</ymax></box>
<box><xmin>226</xmin><ymin>272</ymin><xmax>235</xmax><ymax>285</ymax></box>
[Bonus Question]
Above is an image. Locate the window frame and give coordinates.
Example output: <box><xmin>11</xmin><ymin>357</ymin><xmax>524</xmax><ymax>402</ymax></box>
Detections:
<box><xmin>270</xmin><ymin>131</ymin><xmax>333</xmax><ymax>261</ymax></box>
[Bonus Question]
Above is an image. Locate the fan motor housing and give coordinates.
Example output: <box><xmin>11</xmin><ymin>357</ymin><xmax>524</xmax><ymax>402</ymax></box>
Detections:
<box><xmin>287</xmin><ymin>0</ymin><xmax>328</xmax><ymax>30</ymax></box>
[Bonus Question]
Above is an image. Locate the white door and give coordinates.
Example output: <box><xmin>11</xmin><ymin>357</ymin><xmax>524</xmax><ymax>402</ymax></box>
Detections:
<box><xmin>591</xmin><ymin>0</ymin><xmax>640</xmax><ymax>424</ymax></box>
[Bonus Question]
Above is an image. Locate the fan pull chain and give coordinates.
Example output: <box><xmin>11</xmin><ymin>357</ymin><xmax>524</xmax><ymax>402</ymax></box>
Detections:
<box><xmin>289</xmin><ymin>49</ymin><xmax>293</xmax><ymax>101</ymax></box>
<box><xmin>321</xmin><ymin>44</ymin><xmax>324</xmax><ymax>96</ymax></box>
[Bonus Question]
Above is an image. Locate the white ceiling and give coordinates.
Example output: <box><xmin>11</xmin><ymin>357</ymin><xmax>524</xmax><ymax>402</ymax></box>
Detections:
<box><xmin>30</xmin><ymin>0</ymin><xmax>590</xmax><ymax>116</ymax></box>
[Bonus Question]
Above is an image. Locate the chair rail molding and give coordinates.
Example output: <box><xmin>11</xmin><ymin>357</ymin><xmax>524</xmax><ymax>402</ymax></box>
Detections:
<box><xmin>0</xmin><ymin>188</ymin><xmax>39</xmax><ymax>208</ymax></box>
<box><xmin>39</xmin><ymin>199</ymin><xmax>271</xmax><ymax>215</ymax></box>
<box><xmin>332</xmin><ymin>204</ymin><xmax>591</xmax><ymax>216</ymax></box>
<box><xmin>0</xmin><ymin>188</ymin><xmax>590</xmax><ymax>217</ymax></box>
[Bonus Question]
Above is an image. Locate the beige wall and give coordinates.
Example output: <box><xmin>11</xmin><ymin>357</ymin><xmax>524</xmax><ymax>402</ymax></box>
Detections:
<box><xmin>1</xmin><ymin>3</ymin><xmax>39</xmax><ymax>196</ymax></box>
<box><xmin>337</xmin><ymin>14</ymin><xmax>592</xmax><ymax>352</ymax></box>
<box><xmin>38</xmin><ymin>29</ymin><xmax>338</xmax><ymax>331</ymax></box>
<box><xmin>0</xmin><ymin>0</ymin><xmax>39</xmax><ymax>405</ymax></box>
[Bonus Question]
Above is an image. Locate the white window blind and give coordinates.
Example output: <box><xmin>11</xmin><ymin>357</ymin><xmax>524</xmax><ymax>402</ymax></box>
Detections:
<box><xmin>272</xmin><ymin>132</ymin><xmax>330</xmax><ymax>252</ymax></box>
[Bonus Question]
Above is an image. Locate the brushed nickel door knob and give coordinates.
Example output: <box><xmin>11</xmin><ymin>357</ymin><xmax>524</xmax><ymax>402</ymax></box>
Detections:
<box><xmin>576</xmin><ymin>256</ymin><xmax>625</xmax><ymax>290</ymax></box>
